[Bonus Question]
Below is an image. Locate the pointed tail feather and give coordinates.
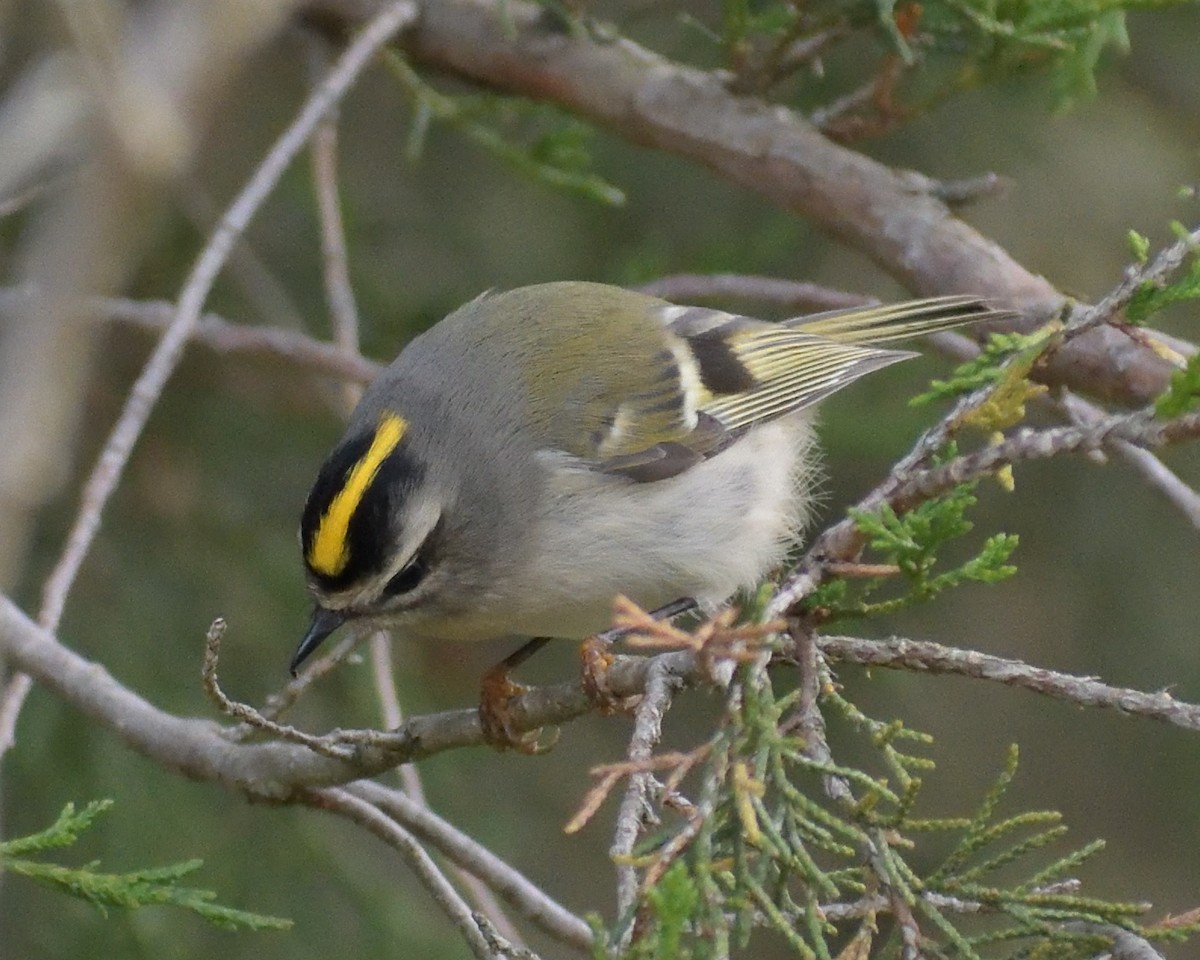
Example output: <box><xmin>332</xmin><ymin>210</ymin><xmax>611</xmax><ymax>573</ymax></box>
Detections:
<box><xmin>788</xmin><ymin>295</ymin><xmax>1016</xmax><ymax>345</ymax></box>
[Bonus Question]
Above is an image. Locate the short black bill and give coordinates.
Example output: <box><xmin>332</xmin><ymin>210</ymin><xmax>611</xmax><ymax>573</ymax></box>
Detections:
<box><xmin>290</xmin><ymin>606</ymin><xmax>347</xmax><ymax>676</ymax></box>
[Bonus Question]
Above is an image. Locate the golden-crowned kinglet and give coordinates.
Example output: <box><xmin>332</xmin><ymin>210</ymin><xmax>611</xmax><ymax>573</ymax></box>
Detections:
<box><xmin>291</xmin><ymin>281</ymin><xmax>1008</xmax><ymax>673</ymax></box>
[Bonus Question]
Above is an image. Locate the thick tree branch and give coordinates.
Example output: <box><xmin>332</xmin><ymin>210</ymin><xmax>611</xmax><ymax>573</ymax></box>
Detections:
<box><xmin>0</xmin><ymin>593</ymin><xmax>698</xmax><ymax>793</ymax></box>
<box><xmin>0</xmin><ymin>1</ymin><xmax>419</xmax><ymax>766</ymax></box>
<box><xmin>2</xmin><ymin>1</ymin><xmax>1194</xmax><ymax>954</ymax></box>
<box><xmin>305</xmin><ymin>0</ymin><xmax>1178</xmax><ymax>408</ymax></box>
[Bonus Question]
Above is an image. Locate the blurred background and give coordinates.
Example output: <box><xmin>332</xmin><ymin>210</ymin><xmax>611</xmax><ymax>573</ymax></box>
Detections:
<box><xmin>1</xmin><ymin>2</ymin><xmax>1199</xmax><ymax>957</ymax></box>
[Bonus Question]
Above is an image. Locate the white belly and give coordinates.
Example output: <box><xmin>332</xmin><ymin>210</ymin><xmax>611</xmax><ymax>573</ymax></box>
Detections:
<box><xmin>495</xmin><ymin>414</ymin><xmax>818</xmax><ymax>638</ymax></box>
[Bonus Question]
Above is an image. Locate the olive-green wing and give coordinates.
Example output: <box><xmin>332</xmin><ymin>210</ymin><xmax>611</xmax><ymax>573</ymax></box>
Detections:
<box><xmin>509</xmin><ymin>284</ymin><xmax>1008</xmax><ymax>482</ymax></box>
<box><xmin>492</xmin><ymin>283</ymin><xmax>719</xmax><ymax>478</ymax></box>
<box><xmin>660</xmin><ymin>305</ymin><xmax>915</xmax><ymax>434</ymax></box>
<box><xmin>574</xmin><ymin>303</ymin><xmax>964</xmax><ymax>481</ymax></box>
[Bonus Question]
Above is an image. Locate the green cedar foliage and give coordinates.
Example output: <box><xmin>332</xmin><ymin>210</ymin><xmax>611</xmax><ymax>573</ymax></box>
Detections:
<box><xmin>0</xmin><ymin>801</ymin><xmax>290</xmax><ymax>932</ymax></box>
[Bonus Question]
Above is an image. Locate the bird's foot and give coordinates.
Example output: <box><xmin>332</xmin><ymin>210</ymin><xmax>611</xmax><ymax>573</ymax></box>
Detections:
<box><xmin>479</xmin><ymin>643</ymin><xmax>558</xmax><ymax>753</ymax></box>
<box><xmin>580</xmin><ymin>633</ymin><xmax>635</xmax><ymax>715</ymax></box>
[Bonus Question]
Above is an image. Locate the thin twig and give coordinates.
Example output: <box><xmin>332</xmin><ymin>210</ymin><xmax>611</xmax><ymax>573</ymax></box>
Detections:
<box><xmin>254</xmin><ymin>638</ymin><xmax>357</xmax><ymax>729</ymax></box>
<box><xmin>36</xmin><ymin>290</ymin><xmax>380</xmax><ymax>382</ymax></box>
<box><xmin>786</xmin><ymin>624</ymin><xmax>850</xmax><ymax>801</ymax></box>
<box><xmin>308</xmin><ymin>787</ymin><xmax>499</xmax><ymax>960</ymax></box>
<box><xmin>368</xmin><ymin>632</ymin><xmax>423</xmax><ymax>795</ymax></box>
<box><xmin>809</xmin><ymin>76</ymin><xmax>878</xmax><ymax>131</ymax></box>
<box><xmin>770</xmin><ymin>404</ymin><xmax>1200</xmax><ymax>620</ymax></box>
<box><xmin>37</xmin><ymin>0</ymin><xmax>417</xmax><ymax>636</ymax></box>
<box><xmin>567</xmin><ymin>749</ymin><xmax>706</xmax><ymax>836</ymax></box>
<box><xmin>463</xmin><ymin>868</ymin><xmax>527</xmax><ymax>948</ymax></box>
<box><xmin>0</xmin><ymin>674</ymin><xmax>32</xmax><ymax>754</ymax></box>
<box><xmin>612</xmin><ymin>658</ymin><xmax>680</xmax><ymax>925</ymax></box>
<box><xmin>818</xmin><ymin>633</ymin><xmax>1200</xmax><ymax>732</ymax></box>
<box><xmin>203</xmin><ymin>618</ymin><xmax>355</xmax><ymax>759</ymax></box>
<box><xmin>365</xmin><ymin>631</ymin><xmax>526</xmax><ymax>946</ymax></box>
<box><xmin>476</xmin><ymin>917</ymin><xmax>544</xmax><ymax>960</ymax></box>
<box><xmin>1067</xmin><ymin>223</ymin><xmax>1200</xmax><ymax>336</ymax></box>
<box><xmin>175</xmin><ymin>183</ymin><xmax>308</xmax><ymax>332</ymax></box>
<box><xmin>928</xmin><ymin>172</ymin><xmax>1010</xmax><ymax>207</ymax></box>
<box><xmin>774</xmin><ymin>25</ymin><xmax>849</xmax><ymax>77</ymax></box>
<box><xmin>244</xmin><ymin>630</ymin><xmax>364</xmax><ymax>736</ymax></box>
<box><xmin>307</xmin><ymin>38</ymin><xmax>365</xmax><ymax>414</ymax></box>
<box><xmin>634</xmin><ymin>274</ymin><xmax>875</xmax><ymax>312</ymax></box>
<box><xmin>889</xmin><ymin>410</ymin><xmax>1200</xmax><ymax>513</ymax></box>
<box><xmin>350</xmin><ymin>781</ymin><xmax>595</xmax><ymax>953</ymax></box>
<box><xmin>312</xmin><ymin>113</ymin><xmax>361</xmax><ymax>361</ymax></box>
<box><xmin>817</xmin><ymin>883</ymin><xmax>1158</xmax><ymax>939</ymax></box>
<box><xmin>639</xmin><ymin>801</ymin><xmax>708</xmax><ymax>893</ymax></box>
<box><xmin>1059</xmin><ymin>391</ymin><xmax>1200</xmax><ymax>529</ymax></box>
<box><xmin>784</xmin><ymin>622</ymin><xmax>924</xmax><ymax>950</ymax></box>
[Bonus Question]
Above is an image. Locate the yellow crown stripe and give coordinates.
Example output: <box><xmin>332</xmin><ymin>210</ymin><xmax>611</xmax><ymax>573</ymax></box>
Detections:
<box><xmin>308</xmin><ymin>413</ymin><xmax>408</xmax><ymax>576</ymax></box>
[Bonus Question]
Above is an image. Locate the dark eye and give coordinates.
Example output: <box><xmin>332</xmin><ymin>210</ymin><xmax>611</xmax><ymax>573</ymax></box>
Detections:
<box><xmin>383</xmin><ymin>558</ymin><xmax>427</xmax><ymax>597</ymax></box>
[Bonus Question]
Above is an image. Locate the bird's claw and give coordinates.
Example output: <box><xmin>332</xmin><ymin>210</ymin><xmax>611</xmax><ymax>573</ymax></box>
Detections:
<box><xmin>479</xmin><ymin>662</ymin><xmax>556</xmax><ymax>753</ymax></box>
<box><xmin>580</xmin><ymin>634</ymin><xmax>635</xmax><ymax>715</ymax></box>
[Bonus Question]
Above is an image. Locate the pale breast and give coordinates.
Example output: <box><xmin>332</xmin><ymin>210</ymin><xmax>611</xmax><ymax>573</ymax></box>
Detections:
<box><xmin>495</xmin><ymin>413</ymin><xmax>819</xmax><ymax>639</ymax></box>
